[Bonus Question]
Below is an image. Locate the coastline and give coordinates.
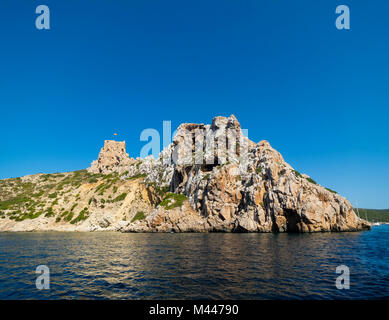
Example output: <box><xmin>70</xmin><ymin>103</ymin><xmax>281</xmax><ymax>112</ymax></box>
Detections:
<box><xmin>0</xmin><ymin>116</ymin><xmax>371</xmax><ymax>234</ymax></box>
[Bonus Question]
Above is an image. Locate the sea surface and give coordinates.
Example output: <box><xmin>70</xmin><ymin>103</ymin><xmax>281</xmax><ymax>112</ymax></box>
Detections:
<box><xmin>0</xmin><ymin>225</ymin><xmax>388</xmax><ymax>299</ymax></box>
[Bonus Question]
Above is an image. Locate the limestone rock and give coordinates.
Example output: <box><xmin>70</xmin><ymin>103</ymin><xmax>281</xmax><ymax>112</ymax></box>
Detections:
<box><xmin>121</xmin><ymin>200</ymin><xmax>209</xmax><ymax>233</ymax></box>
<box><xmin>139</xmin><ymin>115</ymin><xmax>370</xmax><ymax>233</ymax></box>
<box><xmin>88</xmin><ymin>140</ymin><xmax>134</xmax><ymax>175</ymax></box>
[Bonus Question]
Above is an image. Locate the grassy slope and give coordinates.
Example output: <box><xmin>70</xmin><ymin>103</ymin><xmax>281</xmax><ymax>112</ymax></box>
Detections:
<box><xmin>0</xmin><ymin>170</ymin><xmax>132</xmax><ymax>224</ymax></box>
<box><xmin>356</xmin><ymin>209</ymin><xmax>389</xmax><ymax>223</ymax></box>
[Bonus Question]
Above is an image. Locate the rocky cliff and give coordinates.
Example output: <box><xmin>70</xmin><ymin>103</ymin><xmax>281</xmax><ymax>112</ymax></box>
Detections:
<box><xmin>0</xmin><ymin>115</ymin><xmax>370</xmax><ymax>232</ymax></box>
<box><xmin>88</xmin><ymin>140</ymin><xmax>134</xmax><ymax>175</ymax></box>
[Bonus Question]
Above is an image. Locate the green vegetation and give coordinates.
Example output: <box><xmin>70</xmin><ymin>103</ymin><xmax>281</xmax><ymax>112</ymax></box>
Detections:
<box><xmin>62</xmin><ymin>211</ymin><xmax>74</xmax><ymax>222</ymax></box>
<box><xmin>293</xmin><ymin>170</ymin><xmax>302</xmax><ymax>178</ymax></box>
<box><xmin>95</xmin><ymin>175</ymin><xmax>120</xmax><ymax>195</ymax></box>
<box><xmin>128</xmin><ymin>173</ymin><xmax>147</xmax><ymax>180</ymax></box>
<box><xmin>325</xmin><ymin>187</ymin><xmax>338</xmax><ymax>194</ymax></box>
<box><xmin>356</xmin><ymin>209</ymin><xmax>389</xmax><ymax>223</ymax></box>
<box><xmin>0</xmin><ymin>168</ymin><xmax>185</xmax><ymax>226</ymax></box>
<box><xmin>256</xmin><ymin>166</ymin><xmax>262</xmax><ymax>174</ymax></box>
<box><xmin>160</xmin><ymin>193</ymin><xmax>187</xmax><ymax>210</ymax></box>
<box><xmin>44</xmin><ymin>207</ymin><xmax>55</xmax><ymax>217</ymax></box>
<box><xmin>103</xmin><ymin>173</ymin><xmax>115</xmax><ymax>180</ymax></box>
<box><xmin>95</xmin><ymin>182</ymin><xmax>106</xmax><ymax>193</ymax></box>
<box><xmin>120</xmin><ymin>171</ymin><xmax>129</xmax><ymax>177</ymax></box>
<box><xmin>56</xmin><ymin>182</ymin><xmax>65</xmax><ymax>191</ymax></box>
<box><xmin>113</xmin><ymin>193</ymin><xmax>127</xmax><ymax>202</ymax></box>
<box><xmin>70</xmin><ymin>207</ymin><xmax>89</xmax><ymax>224</ymax></box>
<box><xmin>0</xmin><ymin>195</ymin><xmax>31</xmax><ymax>210</ymax></box>
<box><xmin>62</xmin><ymin>170</ymin><xmax>104</xmax><ymax>187</ymax></box>
<box><xmin>15</xmin><ymin>210</ymin><xmax>44</xmax><ymax>221</ymax></box>
<box><xmin>305</xmin><ymin>177</ymin><xmax>317</xmax><ymax>185</ymax></box>
<box><xmin>147</xmin><ymin>182</ymin><xmax>170</xmax><ymax>197</ymax></box>
<box><xmin>30</xmin><ymin>211</ymin><xmax>44</xmax><ymax>219</ymax></box>
<box><xmin>131</xmin><ymin>211</ymin><xmax>146</xmax><ymax>223</ymax></box>
<box><xmin>0</xmin><ymin>170</ymin><xmax>109</xmax><ymax>223</ymax></box>
<box><xmin>202</xmin><ymin>174</ymin><xmax>210</xmax><ymax>180</ymax></box>
<box><xmin>32</xmin><ymin>191</ymin><xmax>44</xmax><ymax>198</ymax></box>
<box><xmin>41</xmin><ymin>174</ymin><xmax>54</xmax><ymax>181</ymax></box>
<box><xmin>293</xmin><ymin>170</ymin><xmax>317</xmax><ymax>185</ymax></box>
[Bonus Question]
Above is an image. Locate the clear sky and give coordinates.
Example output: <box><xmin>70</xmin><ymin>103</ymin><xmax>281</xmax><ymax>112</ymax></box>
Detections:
<box><xmin>0</xmin><ymin>1</ymin><xmax>388</xmax><ymax>208</ymax></box>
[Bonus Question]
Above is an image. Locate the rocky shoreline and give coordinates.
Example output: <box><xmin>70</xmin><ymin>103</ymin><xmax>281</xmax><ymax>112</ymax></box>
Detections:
<box><xmin>0</xmin><ymin>115</ymin><xmax>370</xmax><ymax>233</ymax></box>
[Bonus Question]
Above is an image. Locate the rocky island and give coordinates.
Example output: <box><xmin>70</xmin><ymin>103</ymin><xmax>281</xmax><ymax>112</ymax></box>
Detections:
<box><xmin>0</xmin><ymin>115</ymin><xmax>370</xmax><ymax>232</ymax></box>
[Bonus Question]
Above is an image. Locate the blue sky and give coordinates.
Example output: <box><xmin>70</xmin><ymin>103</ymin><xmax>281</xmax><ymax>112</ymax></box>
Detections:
<box><xmin>0</xmin><ymin>1</ymin><xmax>388</xmax><ymax>208</ymax></box>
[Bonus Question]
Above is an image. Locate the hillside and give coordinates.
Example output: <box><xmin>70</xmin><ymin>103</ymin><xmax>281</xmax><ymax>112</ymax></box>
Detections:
<box><xmin>0</xmin><ymin>115</ymin><xmax>371</xmax><ymax>232</ymax></box>
<box><xmin>0</xmin><ymin>169</ymin><xmax>161</xmax><ymax>231</ymax></box>
<box><xmin>356</xmin><ymin>209</ymin><xmax>389</xmax><ymax>223</ymax></box>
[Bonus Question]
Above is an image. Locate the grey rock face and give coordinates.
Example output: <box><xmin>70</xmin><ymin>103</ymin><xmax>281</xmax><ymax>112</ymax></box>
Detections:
<box><xmin>122</xmin><ymin>115</ymin><xmax>370</xmax><ymax>233</ymax></box>
<box><xmin>88</xmin><ymin>140</ymin><xmax>134</xmax><ymax>175</ymax></box>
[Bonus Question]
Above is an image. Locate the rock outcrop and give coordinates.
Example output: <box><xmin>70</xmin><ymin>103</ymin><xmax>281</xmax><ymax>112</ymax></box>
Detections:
<box><xmin>0</xmin><ymin>115</ymin><xmax>370</xmax><ymax>233</ymax></box>
<box><xmin>88</xmin><ymin>140</ymin><xmax>134</xmax><ymax>175</ymax></box>
<box><xmin>122</xmin><ymin>115</ymin><xmax>370</xmax><ymax>233</ymax></box>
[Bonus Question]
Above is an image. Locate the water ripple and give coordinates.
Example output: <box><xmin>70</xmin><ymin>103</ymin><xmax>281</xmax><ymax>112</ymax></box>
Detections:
<box><xmin>0</xmin><ymin>226</ymin><xmax>389</xmax><ymax>299</ymax></box>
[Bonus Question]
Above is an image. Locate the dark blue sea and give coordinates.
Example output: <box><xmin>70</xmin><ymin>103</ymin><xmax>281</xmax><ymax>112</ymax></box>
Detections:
<box><xmin>0</xmin><ymin>225</ymin><xmax>388</xmax><ymax>299</ymax></box>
